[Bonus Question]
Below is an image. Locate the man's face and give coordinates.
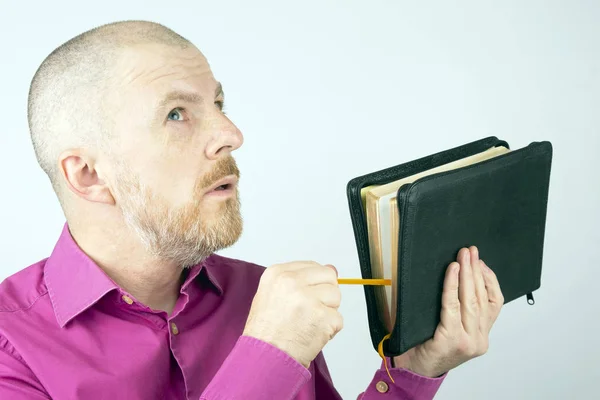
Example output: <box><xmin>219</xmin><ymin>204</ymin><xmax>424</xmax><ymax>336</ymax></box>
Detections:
<box><xmin>105</xmin><ymin>43</ymin><xmax>244</xmax><ymax>267</ymax></box>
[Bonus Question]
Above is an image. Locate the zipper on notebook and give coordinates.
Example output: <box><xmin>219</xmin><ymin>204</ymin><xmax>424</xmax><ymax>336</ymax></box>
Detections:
<box><xmin>526</xmin><ymin>292</ymin><xmax>535</xmax><ymax>305</ymax></box>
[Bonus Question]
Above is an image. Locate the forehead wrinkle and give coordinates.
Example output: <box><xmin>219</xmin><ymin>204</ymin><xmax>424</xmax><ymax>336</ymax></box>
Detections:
<box><xmin>117</xmin><ymin>46</ymin><xmax>215</xmax><ymax>92</ymax></box>
<box><xmin>146</xmin><ymin>70</ymin><xmax>184</xmax><ymax>86</ymax></box>
<box><xmin>118</xmin><ymin>54</ymin><xmax>184</xmax><ymax>87</ymax></box>
<box><xmin>119</xmin><ymin>59</ymin><xmax>150</xmax><ymax>86</ymax></box>
<box><xmin>123</xmin><ymin>64</ymin><xmax>182</xmax><ymax>87</ymax></box>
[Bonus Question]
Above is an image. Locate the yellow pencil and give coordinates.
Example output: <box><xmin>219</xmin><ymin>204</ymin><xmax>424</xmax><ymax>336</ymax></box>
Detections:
<box><xmin>337</xmin><ymin>278</ymin><xmax>391</xmax><ymax>286</ymax></box>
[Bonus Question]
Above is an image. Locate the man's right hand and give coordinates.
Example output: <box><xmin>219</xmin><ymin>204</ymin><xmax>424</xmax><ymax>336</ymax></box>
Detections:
<box><xmin>242</xmin><ymin>261</ymin><xmax>343</xmax><ymax>368</ymax></box>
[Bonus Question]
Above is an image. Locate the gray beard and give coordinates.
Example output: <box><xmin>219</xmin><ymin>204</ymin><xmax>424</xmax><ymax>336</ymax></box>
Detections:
<box><xmin>119</xmin><ymin>186</ymin><xmax>243</xmax><ymax>268</ymax></box>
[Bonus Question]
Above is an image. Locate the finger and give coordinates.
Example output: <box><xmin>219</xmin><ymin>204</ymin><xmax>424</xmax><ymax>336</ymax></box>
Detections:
<box><xmin>458</xmin><ymin>247</ymin><xmax>479</xmax><ymax>334</ymax></box>
<box><xmin>296</xmin><ymin>264</ymin><xmax>339</xmax><ymax>286</ymax></box>
<box><xmin>481</xmin><ymin>261</ymin><xmax>504</xmax><ymax>323</ymax></box>
<box><xmin>440</xmin><ymin>262</ymin><xmax>462</xmax><ymax>330</ymax></box>
<box><xmin>311</xmin><ymin>284</ymin><xmax>342</xmax><ymax>308</ymax></box>
<box><xmin>470</xmin><ymin>247</ymin><xmax>487</xmax><ymax>305</ymax></box>
<box><xmin>277</xmin><ymin>261</ymin><xmax>323</xmax><ymax>272</ymax></box>
<box><xmin>324</xmin><ymin>264</ymin><xmax>338</xmax><ymax>278</ymax></box>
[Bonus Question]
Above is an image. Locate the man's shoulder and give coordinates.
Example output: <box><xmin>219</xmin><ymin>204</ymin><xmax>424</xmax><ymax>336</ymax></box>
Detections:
<box><xmin>0</xmin><ymin>259</ymin><xmax>49</xmax><ymax>314</ymax></box>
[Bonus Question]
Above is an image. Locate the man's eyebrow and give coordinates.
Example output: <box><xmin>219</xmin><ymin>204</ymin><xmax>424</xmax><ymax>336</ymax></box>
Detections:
<box><xmin>157</xmin><ymin>84</ymin><xmax>223</xmax><ymax>110</ymax></box>
<box><xmin>157</xmin><ymin>90</ymin><xmax>204</xmax><ymax>110</ymax></box>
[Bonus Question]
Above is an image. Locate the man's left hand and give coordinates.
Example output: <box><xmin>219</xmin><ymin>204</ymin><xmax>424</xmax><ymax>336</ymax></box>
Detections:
<box><xmin>393</xmin><ymin>245</ymin><xmax>504</xmax><ymax>378</ymax></box>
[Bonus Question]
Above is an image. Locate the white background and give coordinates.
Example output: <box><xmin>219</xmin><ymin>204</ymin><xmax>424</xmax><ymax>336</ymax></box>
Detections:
<box><xmin>1</xmin><ymin>1</ymin><xmax>598</xmax><ymax>399</ymax></box>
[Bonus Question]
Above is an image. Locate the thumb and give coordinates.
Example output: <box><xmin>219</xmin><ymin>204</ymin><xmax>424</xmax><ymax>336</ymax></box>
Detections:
<box><xmin>324</xmin><ymin>264</ymin><xmax>338</xmax><ymax>278</ymax></box>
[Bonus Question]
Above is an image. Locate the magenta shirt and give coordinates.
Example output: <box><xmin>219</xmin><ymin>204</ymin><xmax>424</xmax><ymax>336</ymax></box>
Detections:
<box><xmin>0</xmin><ymin>224</ymin><xmax>445</xmax><ymax>399</ymax></box>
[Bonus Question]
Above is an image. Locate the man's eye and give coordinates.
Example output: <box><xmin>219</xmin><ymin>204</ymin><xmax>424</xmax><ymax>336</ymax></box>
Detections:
<box><xmin>216</xmin><ymin>101</ymin><xmax>226</xmax><ymax>114</ymax></box>
<box><xmin>167</xmin><ymin>108</ymin><xmax>184</xmax><ymax>121</ymax></box>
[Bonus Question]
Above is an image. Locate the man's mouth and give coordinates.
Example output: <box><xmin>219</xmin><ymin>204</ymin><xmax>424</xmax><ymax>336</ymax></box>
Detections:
<box><xmin>205</xmin><ymin>176</ymin><xmax>238</xmax><ymax>197</ymax></box>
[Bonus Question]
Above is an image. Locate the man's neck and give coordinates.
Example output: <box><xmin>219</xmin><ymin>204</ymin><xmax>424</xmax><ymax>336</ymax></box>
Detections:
<box><xmin>69</xmin><ymin>220</ymin><xmax>183</xmax><ymax>316</ymax></box>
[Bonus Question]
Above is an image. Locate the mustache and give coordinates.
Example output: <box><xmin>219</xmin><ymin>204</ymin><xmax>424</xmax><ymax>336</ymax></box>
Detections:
<box><xmin>197</xmin><ymin>156</ymin><xmax>240</xmax><ymax>190</ymax></box>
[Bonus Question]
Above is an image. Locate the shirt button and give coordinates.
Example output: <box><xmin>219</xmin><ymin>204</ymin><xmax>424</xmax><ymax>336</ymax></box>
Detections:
<box><xmin>122</xmin><ymin>295</ymin><xmax>134</xmax><ymax>305</ymax></box>
<box><xmin>170</xmin><ymin>322</ymin><xmax>179</xmax><ymax>335</ymax></box>
<box><xmin>376</xmin><ymin>381</ymin><xmax>389</xmax><ymax>393</ymax></box>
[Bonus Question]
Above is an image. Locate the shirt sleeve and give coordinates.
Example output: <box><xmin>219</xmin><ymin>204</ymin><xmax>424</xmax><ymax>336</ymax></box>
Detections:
<box><xmin>0</xmin><ymin>335</ymin><xmax>51</xmax><ymax>400</ymax></box>
<box><xmin>312</xmin><ymin>348</ymin><xmax>445</xmax><ymax>400</ymax></box>
<box><xmin>355</xmin><ymin>357</ymin><xmax>446</xmax><ymax>400</ymax></box>
<box><xmin>200</xmin><ymin>335</ymin><xmax>312</xmax><ymax>400</ymax></box>
<box><xmin>201</xmin><ymin>335</ymin><xmax>445</xmax><ymax>400</ymax></box>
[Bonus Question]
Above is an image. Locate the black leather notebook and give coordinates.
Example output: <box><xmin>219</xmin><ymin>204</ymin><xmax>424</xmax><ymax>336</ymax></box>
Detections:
<box><xmin>346</xmin><ymin>136</ymin><xmax>553</xmax><ymax>356</ymax></box>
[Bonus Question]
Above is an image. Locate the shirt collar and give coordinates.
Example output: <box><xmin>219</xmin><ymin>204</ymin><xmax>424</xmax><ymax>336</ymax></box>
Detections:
<box><xmin>44</xmin><ymin>223</ymin><xmax>224</xmax><ymax>328</ymax></box>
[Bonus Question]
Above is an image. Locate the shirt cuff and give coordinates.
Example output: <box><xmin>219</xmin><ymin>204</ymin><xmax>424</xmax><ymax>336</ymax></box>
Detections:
<box><xmin>200</xmin><ymin>335</ymin><xmax>311</xmax><ymax>400</ymax></box>
<box><xmin>360</xmin><ymin>358</ymin><xmax>446</xmax><ymax>400</ymax></box>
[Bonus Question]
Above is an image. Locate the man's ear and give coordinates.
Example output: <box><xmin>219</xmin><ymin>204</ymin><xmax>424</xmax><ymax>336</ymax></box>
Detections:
<box><xmin>58</xmin><ymin>149</ymin><xmax>116</xmax><ymax>206</ymax></box>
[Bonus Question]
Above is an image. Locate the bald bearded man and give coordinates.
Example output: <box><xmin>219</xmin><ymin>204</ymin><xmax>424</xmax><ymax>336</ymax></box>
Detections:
<box><xmin>0</xmin><ymin>20</ymin><xmax>504</xmax><ymax>399</ymax></box>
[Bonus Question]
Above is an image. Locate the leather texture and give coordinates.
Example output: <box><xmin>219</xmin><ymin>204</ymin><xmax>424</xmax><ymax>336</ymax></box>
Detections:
<box><xmin>346</xmin><ymin>137</ymin><xmax>553</xmax><ymax>356</ymax></box>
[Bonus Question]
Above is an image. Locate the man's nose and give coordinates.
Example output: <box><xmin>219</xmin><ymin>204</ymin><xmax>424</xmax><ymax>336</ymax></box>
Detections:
<box><xmin>204</xmin><ymin>113</ymin><xmax>244</xmax><ymax>160</ymax></box>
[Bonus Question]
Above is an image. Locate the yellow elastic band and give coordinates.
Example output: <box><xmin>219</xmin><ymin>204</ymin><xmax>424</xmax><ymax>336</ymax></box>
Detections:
<box><xmin>377</xmin><ymin>333</ymin><xmax>395</xmax><ymax>384</ymax></box>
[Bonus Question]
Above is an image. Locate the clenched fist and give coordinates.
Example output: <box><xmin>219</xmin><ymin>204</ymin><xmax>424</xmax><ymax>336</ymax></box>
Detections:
<box><xmin>242</xmin><ymin>261</ymin><xmax>343</xmax><ymax>368</ymax></box>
